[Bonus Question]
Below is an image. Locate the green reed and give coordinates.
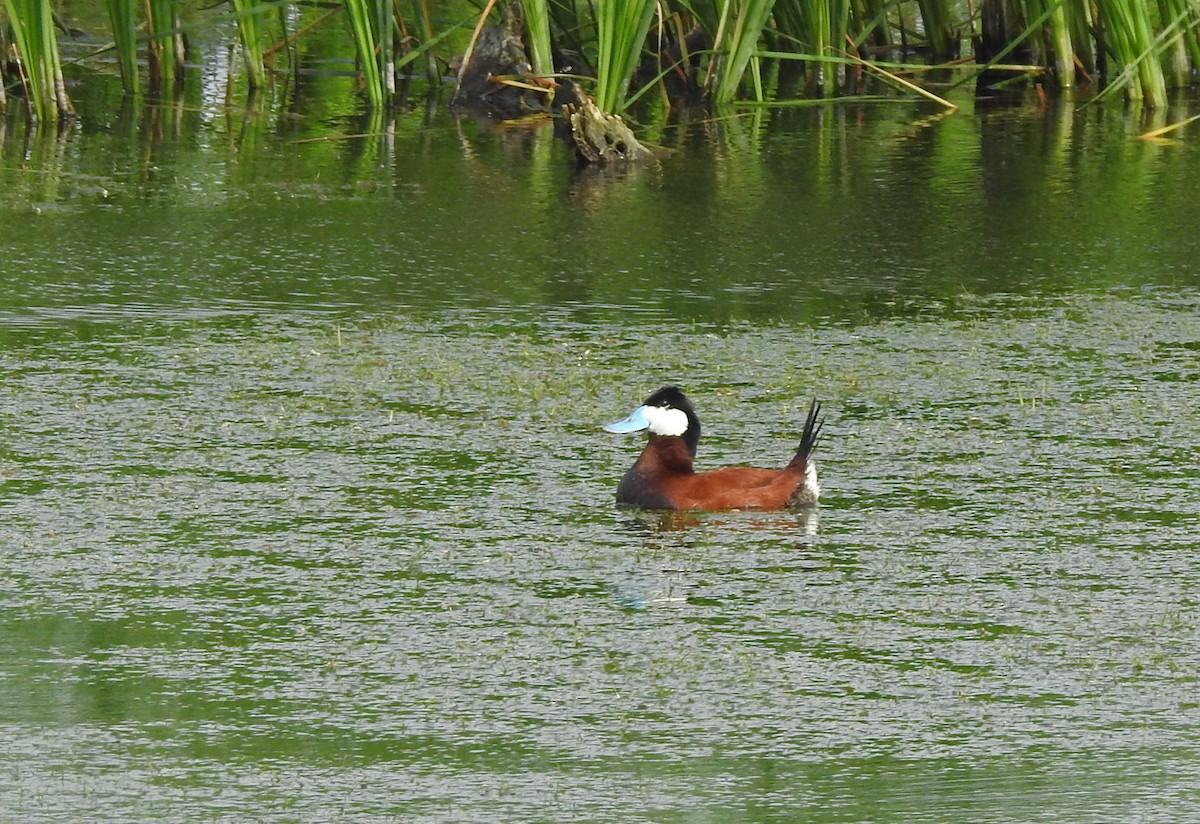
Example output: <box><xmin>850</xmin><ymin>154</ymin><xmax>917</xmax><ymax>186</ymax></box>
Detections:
<box><xmin>377</xmin><ymin>0</ymin><xmax>395</xmax><ymax>100</ymax></box>
<box><xmin>593</xmin><ymin>0</ymin><xmax>657</xmax><ymax>112</ymax></box>
<box><xmin>546</xmin><ymin>0</ymin><xmax>590</xmax><ymax>59</ymax></box>
<box><xmin>3</xmin><ymin>0</ymin><xmax>72</xmax><ymax>119</ymax></box>
<box><xmin>1045</xmin><ymin>0</ymin><xmax>1075</xmax><ymax>85</ymax></box>
<box><xmin>1155</xmin><ymin>0</ymin><xmax>1200</xmax><ymax>85</ymax></box>
<box><xmin>772</xmin><ymin>0</ymin><xmax>850</xmax><ymax>94</ymax></box>
<box><xmin>709</xmin><ymin>0</ymin><xmax>778</xmax><ymax>102</ymax></box>
<box><xmin>1009</xmin><ymin>0</ymin><xmax>1197</xmax><ymax>103</ymax></box>
<box><xmin>915</xmin><ymin>0</ymin><xmax>957</xmax><ymax>56</ymax></box>
<box><xmin>1092</xmin><ymin>0</ymin><xmax>1167</xmax><ymax>105</ymax></box>
<box><xmin>343</xmin><ymin>0</ymin><xmax>387</xmax><ymax>107</ymax></box>
<box><xmin>1017</xmin><ymin>0</ymin><xmax>1068</xmax><ymax>82</ymax></box>
<box><xmin>408</xmin><ymin>0</ymin><xmax>440</xmax><ymax>87</ymax></box>
<box><xmin>230</xmin><ymin>0</ymin><xmax>268</xmax><ymax>88</ymax></box>
<box><xmin>8</xmin><ymin>0</ymin><xmax>1200</xmax><ymax>120</ymax></box>
<box><xmin>856</xmin><ymin>0</ymin><xmax>892</xmax><ymax>47</ymax></box>
<box><xmin>145</xmin><ymin>0</ymin><xmax>184</xmax><ymax>90</ymax></box>
<box><xmin>520</xmin><ymin>0</ymin><xmax>554</xmax><ymax>76</ymax></box>
<box><xmin>1064</xmin><ymin>0</ymin><xmax>1095</xmax><ymax>76</ymax></box>
<box><xmin>104</xmin><ymin>0</ymin><xmax>140</xmax><ymax>93</ymax></box>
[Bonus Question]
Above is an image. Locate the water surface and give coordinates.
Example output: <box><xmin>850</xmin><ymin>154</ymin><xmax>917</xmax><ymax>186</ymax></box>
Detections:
<box><xmin>2</xmin><ymin>91</ymin><xmax>1200</xmax><ymax>822</ymax></box>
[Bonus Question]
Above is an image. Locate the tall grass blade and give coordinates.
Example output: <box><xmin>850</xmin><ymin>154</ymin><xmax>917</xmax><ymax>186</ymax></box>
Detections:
<box><xmin>841</xmin><ymin>47</ymin><xmax>958</xmax><ymax>107</ymax></box>
<box><xmin>104</xmin><ymin>0</ymin><xmax>140</xmax><ymax>93</ymax></box>
<box><xmin>1139</xmin><ymin>111</ymin><xmax>1200</xmax><ymax>138</ymax></box>
<box><xmin>1155</xmin><ymin>0</ymin><xmax>1200</xmax><ymax>83</ymax></box>
<box><xmin>408</xmin><ymin>0</ymin><xmax>441</xmax><ymax>86</ymax></box>
<box><xmin>915</xmin><ymin>0</ymin><xmax>958</xmax><ymax>57</ymax></box>
<box><xmin>593</xmin><ymin>0</ymin><xmax>657</xmax><ymax>112</ymax></box>
<box><xmin>343</xmin><ymin>0</ymin><xmax>386</xmax><ymax>107</ymax></box>
<box><xmin>952</xmin><ymin>0</ymin><xmax>1057</xmax><ymax>92</ymax></box>
<box><xmin>771</xmin><ymin>0</ymin><xmax>851</xmax><ymax>94</ymax></box>
<box><xmin>547</xmin><ymin>0</ymin><xmax>589</xmax><ymax>59</ymax></box>
<box><xmin>145</xmin><ymin>0</ymin><xmax>183</xmax><ymax>90</ymax></box>
<box><xmin>1045</xmin><ymin>0</ymin><xmax>1075</xmax><ymax>86</ymax></box>
<box><xmin>520</xmin><ymin>0</ymin><xmax>554</xmax><ymax>76</ymax></box>
<box><xmin>1015</xmin><ymin>0</ymin><xmax>1076</xmax><ymax>87</ymax></box>
<box><xmin>377</xmin><ymin>0</ymin><xmax>395</xmax><ymax>99</ymax></box>
<box><xmin>711</xmin><ymin>0</ymin><xmax>779</xmax><ymax>103</ymax></box>
<box><xmin>3</xmin><ymin>0</ymin><xmax>47</xmax><ymax>120</ymax></box>
<box><xmin>3</xmin><ymin>0</ymin><xmax>73</xmax><ymax>119</ymax></box>
<box><xmin>1064</xmin><ymin>0</ymin><xmax>1095</xmax><ymax>76</ymax></box>
<box><xmin>230</xmin><ymin>0</ymin><xmax>268</xmax><ymax>88</ymax></box>
<box><xmin>1091</xmin><ymin>0</ymin><xmax>1167</xmax><ymax>105</ymax></box>
<box><xmin>856</xmin><ymin>0</ymin><xmax>892</xmax><ymax>48</ymax></box>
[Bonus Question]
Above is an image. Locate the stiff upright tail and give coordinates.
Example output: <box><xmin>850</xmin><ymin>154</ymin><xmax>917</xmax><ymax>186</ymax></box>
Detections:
<box><xmin>789</xmin><ymin>399</ymin><xmax>823</xmax><ymax>469</ymax></box>
<box><xmin>787</xmin><ymin>399</ymin><xmax>823</xmax><ymax>507</ymax></box>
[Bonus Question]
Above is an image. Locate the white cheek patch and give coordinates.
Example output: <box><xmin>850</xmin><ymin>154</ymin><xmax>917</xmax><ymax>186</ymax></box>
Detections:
<box><xmin>643</xmin><ymin>406</ymin><xmax>689</xmax><ymax>437</ymax></box>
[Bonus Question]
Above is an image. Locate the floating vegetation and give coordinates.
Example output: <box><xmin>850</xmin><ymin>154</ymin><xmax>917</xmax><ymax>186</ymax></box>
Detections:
<box><xmin>1</xmin><ymin>0</ymin><xmax>1199</xmax><ymax>123</ymax></box>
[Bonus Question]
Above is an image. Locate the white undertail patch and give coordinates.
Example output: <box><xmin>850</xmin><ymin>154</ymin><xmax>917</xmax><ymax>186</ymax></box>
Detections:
<box><xmin>790</xmin><ymin>460</ymin><xmax>821</xmax><ymax>508</ymax></box>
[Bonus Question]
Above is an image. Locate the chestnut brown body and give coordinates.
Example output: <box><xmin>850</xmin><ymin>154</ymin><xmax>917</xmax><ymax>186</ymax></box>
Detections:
<box><xmin>607</xmin><ymin>387</ymin><xmax>823</xmax><ymax>512</ymax></box>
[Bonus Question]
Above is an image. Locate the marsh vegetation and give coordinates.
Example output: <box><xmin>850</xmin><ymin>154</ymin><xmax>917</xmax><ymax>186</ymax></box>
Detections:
<box><xmin>3</xmin><ymin>0</ymin><xmax>1199</xmax><ymax>125</ymax></box>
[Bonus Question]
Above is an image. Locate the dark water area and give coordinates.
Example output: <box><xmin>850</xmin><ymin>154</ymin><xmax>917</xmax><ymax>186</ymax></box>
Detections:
<box><xmin>5</xmin><ymin>93</ymin><xmax>1200</xmax><ymax>325</ymax></box>
<box><xmin>3</xmin><ymin>87</ymin><xmax>1200</xmax><ymax>822</ymax></box>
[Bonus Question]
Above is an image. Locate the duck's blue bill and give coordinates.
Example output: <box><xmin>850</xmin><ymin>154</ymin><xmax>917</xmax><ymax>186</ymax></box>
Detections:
<box><xmin>603</xmin><ymin>405</ymin><xmax>650</xmax><ymax>433</ymax></box>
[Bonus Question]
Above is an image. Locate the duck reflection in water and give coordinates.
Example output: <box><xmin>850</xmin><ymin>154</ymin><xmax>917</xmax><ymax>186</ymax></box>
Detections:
<box><xmin>618</xmin><ymin>508</ymin><xmax>820</xmax><ymax>535</ymax></box>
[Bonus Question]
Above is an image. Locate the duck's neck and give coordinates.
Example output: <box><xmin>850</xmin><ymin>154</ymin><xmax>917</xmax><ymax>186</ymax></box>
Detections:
<box><xmin>639</xmin><ymin>435</ymin><xmax>695</xmax><ymax>474</ymax></box>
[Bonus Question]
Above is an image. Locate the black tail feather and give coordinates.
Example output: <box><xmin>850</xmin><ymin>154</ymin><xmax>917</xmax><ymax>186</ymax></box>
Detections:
<box><xmin>790</xmin><ymin>399</ymin><xmax>823</xmax><ymax>467</ymax></box>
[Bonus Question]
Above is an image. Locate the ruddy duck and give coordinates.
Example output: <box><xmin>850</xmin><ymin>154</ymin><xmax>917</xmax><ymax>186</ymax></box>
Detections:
<box><xmin>604</xmin><ymin>386</ymin><xmax>822</xmax><ymax>511</ymax></box>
